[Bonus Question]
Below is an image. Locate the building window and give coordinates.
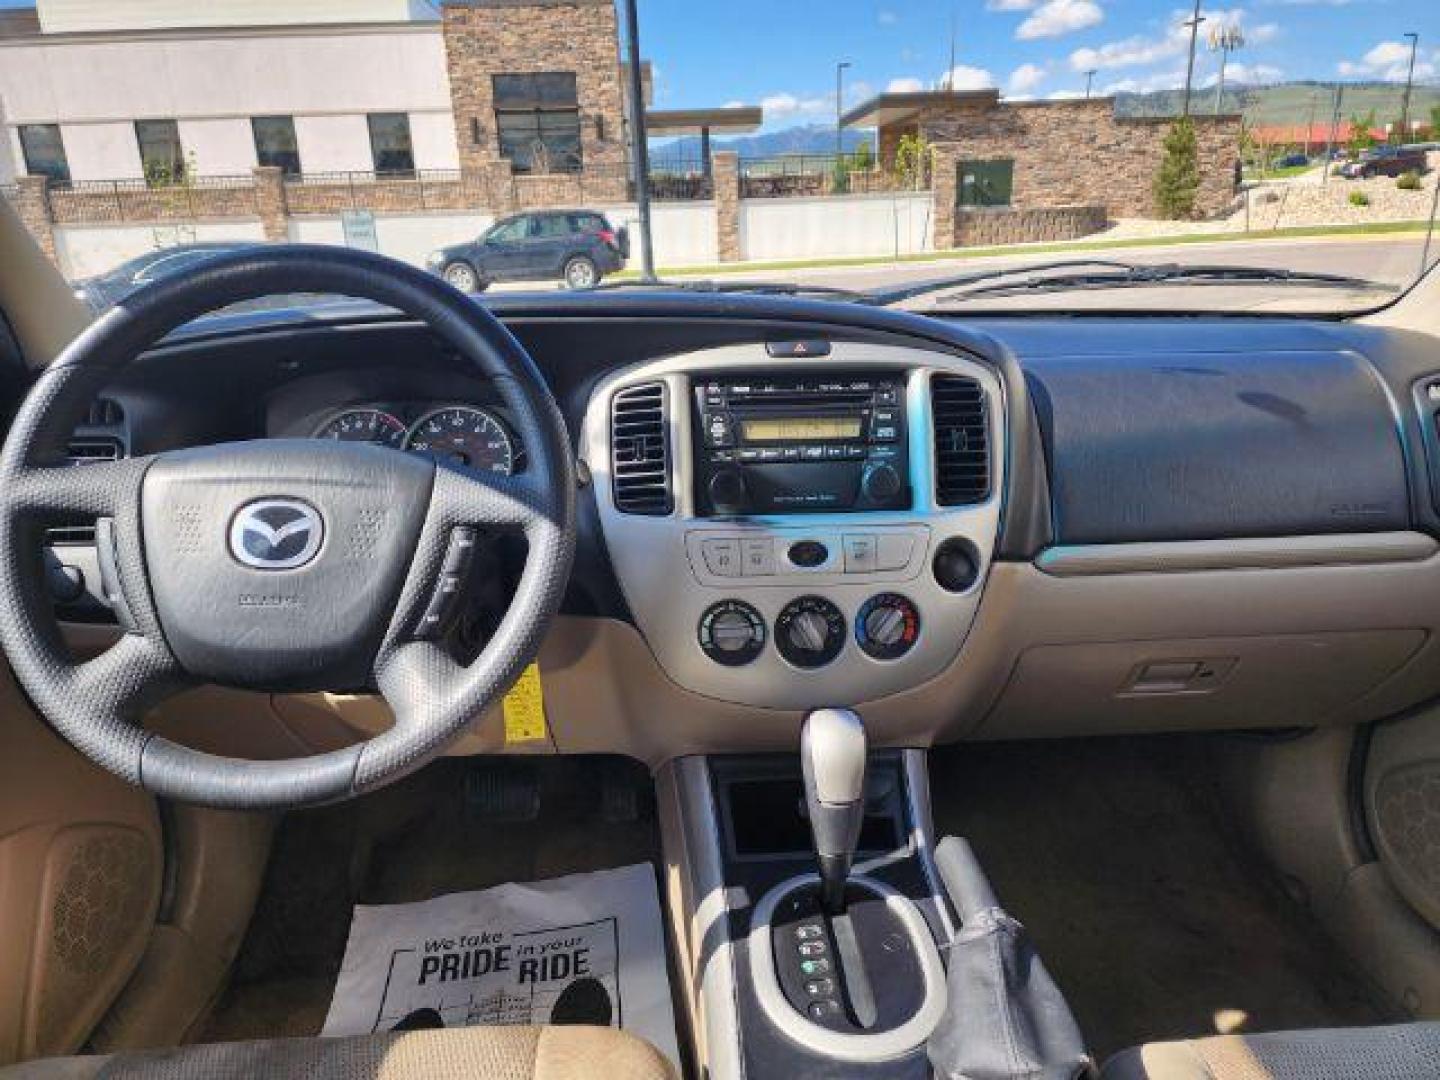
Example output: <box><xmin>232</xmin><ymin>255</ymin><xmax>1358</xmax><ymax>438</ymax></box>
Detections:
<box><xmin>19</xmin><ymin>124</ymin><xmax>70</xmax><ymax>186</ymax></box>
<box><xmin>135</xmin><ymin>119</ymin><xmax>185</xmax><ymax>184</ymax></box>
<box><xmin>367</xmin><ymin>113</ymin><xmax>414</xmax><ymax>175</ymax></box>
<box><xmin>252</xmin><ymin>116</ymin><xmax>301</xmax><ymax>176</ymax></box>
<box><xmin>958</xmin><ymin>159</ymin><xmax>1014</xmax><ymax>207</ymax></box>
<box><xmin>493</xmin><ymin>72</ymin><xmax>582</xmax><ymax>174</ymax></box>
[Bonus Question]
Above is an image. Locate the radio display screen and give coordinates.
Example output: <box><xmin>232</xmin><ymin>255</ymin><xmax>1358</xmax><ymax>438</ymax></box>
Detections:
<box><xmin>739</xmin><ymin>416</ymin><xmax>862</xmax><ymax>442</ymax></box>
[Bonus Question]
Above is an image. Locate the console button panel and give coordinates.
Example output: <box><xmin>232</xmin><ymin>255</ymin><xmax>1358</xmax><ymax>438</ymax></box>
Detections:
<box><xmin>687</xmin><ymin>525</ymin><xmax>927</xmax><ymax>587</ymax></box>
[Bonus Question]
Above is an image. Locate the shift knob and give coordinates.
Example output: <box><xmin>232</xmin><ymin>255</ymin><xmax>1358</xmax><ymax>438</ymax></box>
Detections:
<box><xmin>800</xmin><ymin>708</ymin><xmax>868</xmax><ymax>914</ymax></box>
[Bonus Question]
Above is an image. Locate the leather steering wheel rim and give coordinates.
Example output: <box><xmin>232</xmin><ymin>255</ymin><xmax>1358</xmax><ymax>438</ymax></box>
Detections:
<box><xmin>0</xmin><ymin>245</ymin><xmax>576</xmax><ymax>809</ymax></box>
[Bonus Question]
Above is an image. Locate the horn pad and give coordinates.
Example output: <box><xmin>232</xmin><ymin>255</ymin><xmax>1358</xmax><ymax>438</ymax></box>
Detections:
<box><xmin>139</xmin><ymin>439</ymin><xmax>434</xmax><ymax>690</ymax></box>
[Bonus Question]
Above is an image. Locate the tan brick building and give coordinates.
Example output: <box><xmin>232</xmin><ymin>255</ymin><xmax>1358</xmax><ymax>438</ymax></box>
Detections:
<box><xmin>844</xmin><ymin>90</ymin><xmax>1243</xmax><ymax>247</ymax></box>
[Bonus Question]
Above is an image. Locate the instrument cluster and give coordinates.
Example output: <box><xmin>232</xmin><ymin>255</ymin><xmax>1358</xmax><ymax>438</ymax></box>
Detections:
<box><xmin>308</xmin><ymin>403</ymin><xmax>520</xmax><ymax>475</ymax></box>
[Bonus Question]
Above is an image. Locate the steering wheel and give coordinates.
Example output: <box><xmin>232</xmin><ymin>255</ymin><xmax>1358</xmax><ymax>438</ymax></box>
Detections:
<box><xmin>0</xmin><ymin>246</ymin><xmax>576</xmax><ymax>809</ymax></box>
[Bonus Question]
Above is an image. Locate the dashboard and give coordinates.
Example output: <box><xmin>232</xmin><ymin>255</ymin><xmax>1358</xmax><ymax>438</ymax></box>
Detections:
<box><xmin>40</xmin><ymin>292</ymin><xmax>1440</xmax><ymax>764</ymax></box>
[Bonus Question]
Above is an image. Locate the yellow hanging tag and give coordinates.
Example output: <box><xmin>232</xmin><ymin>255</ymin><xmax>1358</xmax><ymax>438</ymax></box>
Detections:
<box><xmin>503</xmin><ymin>663</ymin><xmax>548</xmax><ymax>744</ymax></box>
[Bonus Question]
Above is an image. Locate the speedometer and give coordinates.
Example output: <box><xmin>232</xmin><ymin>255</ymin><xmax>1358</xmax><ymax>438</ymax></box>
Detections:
<box><xmin>405</xmin><ymin>406</ymin><xmax>515</xmax><ymax>475</ymax></box>
<box><xmin>313</xmin><ymin>408</ymin><xmax>407</xmax><ymax>449</ymax></box>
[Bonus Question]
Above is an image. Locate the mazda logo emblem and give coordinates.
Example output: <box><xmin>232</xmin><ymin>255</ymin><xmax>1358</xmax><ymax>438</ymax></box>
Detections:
<box><xmin>229</xmin><ymin>499</ymin><xmax>324</xmax><ymax>570</ymax></box>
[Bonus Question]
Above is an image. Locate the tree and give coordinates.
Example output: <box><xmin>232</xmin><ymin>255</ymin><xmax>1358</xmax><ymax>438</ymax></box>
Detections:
<box><xmin>1429</xmin><ymin>103</ymin><xmax>1440</xmax><ymax>141</ymax></box>
<box><xmin>1348</xmin><ymin>109</ymin><xmax>1378</xmax><ymax>155</ymax></box>
<box><xmin>892</xmin><ymin>132</ymin><xmax>931</xmax><ymax>191</ymax></box>
<box><xmin>1153</xmin><ymin>116</ymin><xmax>1200</xmax><ymax>219</ymax></box>
<box><xmin>850</xmin><ymin>141</ymin><xmax>874</xmax><ymax>171</ymax></box>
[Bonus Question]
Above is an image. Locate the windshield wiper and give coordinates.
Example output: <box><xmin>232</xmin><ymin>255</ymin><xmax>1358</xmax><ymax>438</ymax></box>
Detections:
<box><xmin>872</xmin><ymin>259</ymin><xmax>1394</xmax><ymax>306</ymax></box>
<box><xmin>592</xmin><ymin>278</ymin><xmax>870</xmax><ymax>301</ymax></box>
<box><xmin>869</xmin><ymin>259</ymin><xmax>1142</xmax><ymax>305</ymax></box>
<box><xmin>875</xmin><ymin>256</ymin><xmax>1393</xmax><ymax>302</ymax></box>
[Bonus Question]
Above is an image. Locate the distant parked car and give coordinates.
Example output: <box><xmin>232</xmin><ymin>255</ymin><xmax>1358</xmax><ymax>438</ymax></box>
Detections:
<box><xmin>426</xmin><ymin>210</ymin><xmax>628</xmax><ymax>292</ymax></box>
<box><xmin>71</xmin><ymin>241</ymin><xmax>261</xmax><ymax>312</ymax></box>
<box><xmin>1275</xmin><ymin>153</ymin><xmax>1310</xmax><ymax>169</ymax></box>
<box><xmin>1339</xmin><ymin>146</ymin><xmax>1428</xmax><ymax>179</ymax></box>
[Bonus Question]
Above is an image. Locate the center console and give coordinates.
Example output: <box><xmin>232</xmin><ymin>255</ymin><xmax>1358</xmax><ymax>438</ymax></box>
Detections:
<box><xmin>583</xmin><ymin>340</ymin><xmax>1004</xmax><ymax>711</ymax></box>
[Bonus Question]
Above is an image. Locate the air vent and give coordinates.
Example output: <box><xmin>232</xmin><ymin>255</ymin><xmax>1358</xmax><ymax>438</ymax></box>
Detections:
<box><xmin>84</xmin><ymin>398</ymin><xmax>124</xmax><ymax>427</ymax></box>
<box><xmin>931</xmin><ymin>374</ymin><xmax>990</xmax><ymax>506</ymax></box>
<box><xmin>65</xmin><ymin>437</ymin><xmax>122</xmax><ymax>465</ymax></box>
<box><xmin>611</xmin><ymin>382</ymin><xmax>673</xmax><ymax>515</ymax></box>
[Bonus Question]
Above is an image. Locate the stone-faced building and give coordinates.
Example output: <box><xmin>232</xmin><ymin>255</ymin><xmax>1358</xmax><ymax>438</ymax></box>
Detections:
<box><xmin>843</xmin><ymin>89</ymin><xmax>1243</xmax><ymax>246</ymax></box>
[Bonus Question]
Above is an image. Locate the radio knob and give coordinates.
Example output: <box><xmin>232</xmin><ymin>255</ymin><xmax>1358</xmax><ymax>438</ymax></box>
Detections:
<box><xmin>861</xmin><ymin>462</ymin><xmax>902</xmax><ymax>503</ymax></box>
<box><xmin>864</xmin><ymin>605</ymin><xmax>908</xmax><ymax>647</ymax></box>
<box><xmin>708</xmin><ymin>469</ymin><xmax>748</xmax><ymax>514</ymax></box>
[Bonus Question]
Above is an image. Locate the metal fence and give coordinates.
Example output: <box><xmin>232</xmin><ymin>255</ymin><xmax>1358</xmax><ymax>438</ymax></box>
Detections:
<box><xmin>739</xmin><ymin>154</ymin><xmax>928</xmax><ymax>198</ymax></box>
<box><xmin>47</xmin><ymin>175</ymin><xmax>259</xmax><ymax>224</ymax></box>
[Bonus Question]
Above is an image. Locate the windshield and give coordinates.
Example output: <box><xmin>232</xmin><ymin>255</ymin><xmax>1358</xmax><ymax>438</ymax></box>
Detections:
<box><xmin>1</xmin><ymin>0</ymin><xmax>1435</xmax><ymax>316</ymax></box>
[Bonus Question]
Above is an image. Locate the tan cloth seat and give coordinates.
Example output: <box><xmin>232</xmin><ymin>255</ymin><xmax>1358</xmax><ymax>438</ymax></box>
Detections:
<box><xmin>0</xmin><ymin>1026</ymin><xmax>675</xmax><ymax>1080</ymax></box>
<box><xmin>1100</xmin><ymin>1022</ymin><xmax>1440</xmax><ymax>1080</ymax></box>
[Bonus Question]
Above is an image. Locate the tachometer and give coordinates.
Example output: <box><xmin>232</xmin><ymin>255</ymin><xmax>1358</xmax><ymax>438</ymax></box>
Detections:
<box><xmin>405</xmin><ymin>406</ymin><xmax>515</xmax><ymax>474</ymax></box>
<box><xmin>313</xmin><ymin>408</ymin><xmax>407</xmax><ymax>449</ymax></box>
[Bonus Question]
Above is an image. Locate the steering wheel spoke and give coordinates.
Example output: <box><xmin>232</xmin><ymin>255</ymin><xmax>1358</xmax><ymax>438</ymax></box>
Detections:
<box><xmin>10</xmin><ymin>456</ymin><xmax>153</xmax><ymax>519</ymax></box>
<box><xmin>430</xmin><ymin>462</ymin><xmax>547</xmax><ymax>531</ymax></box>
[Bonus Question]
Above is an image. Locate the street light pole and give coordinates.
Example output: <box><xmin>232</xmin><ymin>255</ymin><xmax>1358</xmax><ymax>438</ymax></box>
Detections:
<box><xmin>1181</xmin><ymin>0</ymin><xmax>1206</xmax><ymax>118</ymax></box>
<box><xmin>835</xmin><ymin>61</ymin><xmax>851</xmax><ymax>160</ymax></box>
<box><xmin>621</xmin><ymin>0</ymin><xmax>655</xmax><ymax>282</ymax></box>
<box><xmin>1398</xmin><ymin>31</ymin><xmax>1419</xmax><ymax>144</ymax></box>
<box><xmin>1084</xmin><ymin>69</ymin><xmax>1096</xmax><ymax>98</ymax></box>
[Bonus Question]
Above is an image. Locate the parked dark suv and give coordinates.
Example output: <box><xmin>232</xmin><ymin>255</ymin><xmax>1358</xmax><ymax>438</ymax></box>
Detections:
<box><xmin>1338</xmin><ymin>145</ymin><xmax>1428</xmax><ymax>179</ymax></box>
<box><xmin>426</xmin><ymin>210</ymin><xmax>628</xmax><ymax>292</ymax></box>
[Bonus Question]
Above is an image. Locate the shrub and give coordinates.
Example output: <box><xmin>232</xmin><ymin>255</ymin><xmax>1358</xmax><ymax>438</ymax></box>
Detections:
<box><xmin>1349</xmin><ymin>190</ymin><xmax>1371</xmax><ymax>207</ymax></box>
<box><xmin>1397</xmin><ymin>170</ymin><xmax>1422</xmax><ymax>191</ymax></box>
<box><xmin>851</xmin><ymin>141</ymin><xmax>874</xmax><ymax>171</ymax></box>
<box><xmin>1153</xmin><ymin>117</ymin><xmax>1200</xmax><ymax>219</ymax></box>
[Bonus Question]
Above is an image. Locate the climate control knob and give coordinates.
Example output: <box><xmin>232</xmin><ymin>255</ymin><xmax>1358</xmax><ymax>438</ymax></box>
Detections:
<box><xmin>776</xmin><ymin>596</ymin><xmax>846</xmax><ymax>668</ymax></box>
<box><xmin>698</xmin><ymin>600</ymin><xmax>766</xmax><ymax>666</ymax></box>
<box><xmin>856</xmin><ymin>593</ymin><xmax>921</xmax><ymax>660</ymax></box>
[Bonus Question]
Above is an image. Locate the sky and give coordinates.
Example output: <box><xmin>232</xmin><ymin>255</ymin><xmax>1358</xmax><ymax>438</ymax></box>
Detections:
<box><xmin>0</xmin><ymin>0</ymin><xmax>1433</xmax><ymax>132</ymax></box>
<box><xmin>636</xmin><ymin>0</ymin><xmax>1439</xmax><ymax>129</ymax></box>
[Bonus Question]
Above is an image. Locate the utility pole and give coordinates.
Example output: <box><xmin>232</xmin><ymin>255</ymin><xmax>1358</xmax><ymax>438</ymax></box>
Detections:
<box><xmin>1181</xmin><ymin>0</ymin><xmax>1206</xmax><ymax>118</ymax></box>
<box><xmin>621</xmin><ymin>0</ymin><xmax>655</xmax><ymax>281</ymax></box>
<box><xmin>1322</xmin><ymin>82</ymin><xmax>1343</xmax><ymax>185</ymax></box>
<box><xmin>1398</xmin><ymin>31</ymin><xmax>1419</xmax><ymax>144</ymax></box>
<box><xmin>835</xmin><ymin>61</ymin><xmax>851</xmax><ymax>159</ymax></box>
<box><xmin>1084</xmin><ymin>69</ymin><xmax>1096</xmax><ymax>99</ymax></box>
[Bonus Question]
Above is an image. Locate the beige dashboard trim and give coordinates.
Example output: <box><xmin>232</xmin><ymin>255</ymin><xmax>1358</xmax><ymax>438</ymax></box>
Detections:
<box><xmin>1035</xmin><ymin>531</ymin><xmax>1439</xmax><ymax>577</ymax></box>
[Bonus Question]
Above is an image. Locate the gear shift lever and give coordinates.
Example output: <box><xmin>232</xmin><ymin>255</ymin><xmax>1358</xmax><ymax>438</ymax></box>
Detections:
<box><xmin>801</xmin><ymin>708</ymin><xmax>868</xmax><ymax>915</ymax></box>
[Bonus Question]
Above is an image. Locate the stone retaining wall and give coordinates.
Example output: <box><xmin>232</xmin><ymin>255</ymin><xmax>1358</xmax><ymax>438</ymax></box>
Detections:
<box><xmin>952</xmin><ymin>205</ymin><xmax>1108</xmax><ymax>247</ymax></box>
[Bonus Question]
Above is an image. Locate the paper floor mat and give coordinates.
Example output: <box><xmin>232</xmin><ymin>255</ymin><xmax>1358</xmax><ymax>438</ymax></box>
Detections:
<box><xmin>320</xmin><ymin>862</ymin><xmax>679</xmax><ymax>1067</ymax></box>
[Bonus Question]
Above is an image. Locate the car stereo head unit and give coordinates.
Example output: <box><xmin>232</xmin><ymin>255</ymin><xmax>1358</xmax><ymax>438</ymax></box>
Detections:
<box><xmin>693</xmin><ymin>372</ymin><xmax>909</xmax><ymax>515</ymax></box>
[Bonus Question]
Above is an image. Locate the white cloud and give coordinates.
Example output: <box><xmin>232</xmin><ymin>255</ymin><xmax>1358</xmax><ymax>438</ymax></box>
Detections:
<box><xmin>986</xmin><ymin>0</ymin><xmax>1036</xmax><ymax>9</ymax></box>
<box><xmin>1017</xmin><ymin>0</ymin><xmax>1103</xmax><ymax>41</ymax></box>
<box><xmin>1047</xmin><ymin>89</ymin><xmax>1087</xmax><ymax>99</ymax></box>
<box><xmin>877</xmin><ymin>9</ymin><xmax>899</xmax><ymax>25</ymax></box>
<box><xmin>1008</xmin><ymin>62</ymin><xmax>1048</xmax><ymax>95</ymax></box>
<box><xmin>1208</xmin><ymin>62</ymin><xmax>1284</xmax><ymax>84</ymax></box>
<box><xmin>1101</xmin><ymin>68</ymin><xmax>1189</xmax><ymax>95</ymax></box>
<box><xmin>1338</xmin><ymin>39</ymin><xmax>1433</xmax><ymax>81</ymax></box>
<box><xmin>759</xmin><ymin>93</ymin><xmax>832</xmax><ymax>119</ymax></box>
<box><xmin>939</xmin><ymin>64</ymin><xmax>998</xmax><ymax>91</ymax></box>
<box><xmin>886</xmin><ymin>76</ymin><xmax>925</xmax><ymax>93</ymax></box>
<box><xmin>722</xmin><ymin>100</ymin><xmax>746</xmax><ymax>109</ymax></box>
<box><xmin>1071</xmin><ymin>33</ymin><xmax>1182</xmax><ymax>72</ymax></box>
